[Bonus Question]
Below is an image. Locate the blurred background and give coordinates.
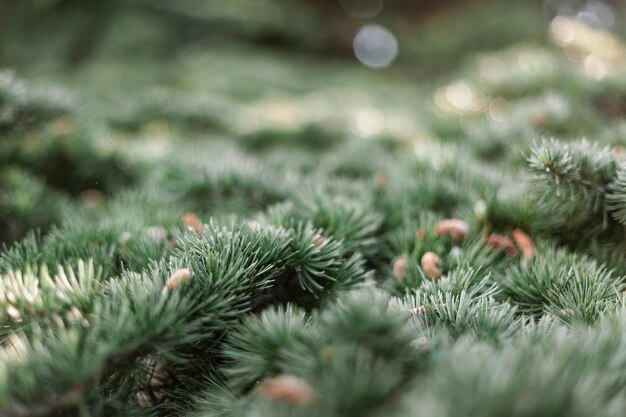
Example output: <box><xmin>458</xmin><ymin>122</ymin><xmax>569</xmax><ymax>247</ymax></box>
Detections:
<box><xmin>2</xmin><ymin>0</ymin><xmax>625</xmax><ymax>136</ymax></box>
<box><xmin>0</xmin><ymin>0</ymin><xmax>625</xmax><ymax>243</ymax></box>
<box><xmin>2</xmin><ymin>0</ymin><xmax>624</xmax><ymax>141</ymax></box>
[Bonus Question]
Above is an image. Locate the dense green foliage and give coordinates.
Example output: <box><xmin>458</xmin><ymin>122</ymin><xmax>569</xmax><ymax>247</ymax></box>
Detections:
<box><xmin>2</xmin><ymin>1</ymin><xmax>626</xmax><ymax>416</ymax></box>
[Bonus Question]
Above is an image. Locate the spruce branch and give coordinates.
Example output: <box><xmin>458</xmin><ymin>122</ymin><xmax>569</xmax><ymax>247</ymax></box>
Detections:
<box><xmin>199</xmin><ymin>289</ymin><xmax>423</xmax><ymax>417</ymax></box>
<box><xmin>606</xmin><ymin>165</ymin><xmax>626</xmax><ymax>226</ymax></box>
<box><xmin>0</xmin><ymin>259</ymin><xmax>101</xmax><ymax>339</ymax></box>
<box><xmin>527</xmin><ymin>139</ymin><xmax>619</xmax><ymax>231</ymax></box>
<box><xmin>497</xmin><ymin>242</ymin><xmax>623</xmax><ymax>323</ymax></box>
<box><xmin>528</xmin><ymin>138</ymin><xmax>616</xmax><ymax>206</ymax></box>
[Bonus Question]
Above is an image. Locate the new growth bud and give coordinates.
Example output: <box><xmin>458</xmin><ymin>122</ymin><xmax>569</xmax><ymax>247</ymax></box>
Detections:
<box><xmin>374</xmin><ymin>172</ymin><xmax>387</xmax><ymax>188</ymax></box>
<box><xmin>483</xmin><ymin>234</ymin><xmax>517</xmax><ymax>255</ymax></box>
<box><xmin>434</xmin><ymin>219</ymin><xmax>469</xmax><ymax>242</ymax></box>
<box><xmin>183</xmin><ymin>212</ymin><xmax>205</xmax><ymax>233</ymax></box>
<box><xmin>393</xmin><ymin>256</ymin><xmax>408</xmax><ymax>279</ymax></box>
<box><xmin>259</xmin><ymin>374</ymin><xmax>315</xmax><ymax>405</ymax></box>
<box><xmin>511</xmin><ymin>229</ymin><xmax>535</xmax><ymax>260</ymax></box>
<box><xmin>164</xmin><ymin>268</ymin><xmax>192</xmax><ymax>293</ymax></box>
<box><xmin>421</xmin><ymin>251</ymin><xmax>442</xmax><ymax>280</ymax></box>
<box><xmin>313</xmin><ymin>234</ymin><xmax>325</xmax><ymax>247</ymax></box>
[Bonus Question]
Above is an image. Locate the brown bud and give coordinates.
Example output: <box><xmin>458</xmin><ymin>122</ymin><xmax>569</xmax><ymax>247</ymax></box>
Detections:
<box><xmin>374</xmin><ymin>172</ymin><xmax>387</xmax><ymax>188</ymax></box>
<box><xmin>511</xmin><ymin>229</ymin><xmax>535</xmax><ymax>260</ymax></box>
<box><xmin>259</xmin><ymin>375</ymin><xmax>315</xmax><ymax>405</ymax></box>
<box><xmin>483</xmin><ymin>234</ymin><xmax>517</xmax><ymax>255</ymax></box>
<box><xmin>421</xmin><ymin>251</ymin><xmax>442</xmax><ymax>280</ymax></box>
<box><xmin>614</xmin><ymin>145</ymin><xmax>625</xmax><ymax>157</ymax></box>
<box><xmin>434</xmin><ymin>219</ymin><xmax>469</xmax><ymax>242</ymax></box>
<box><xmin>529</xmin><ymin>112</ymin><xmax>548</xmax><ymax>128</ymax></box>
<box><xmin>183</xmin><ymin>212</ymin><xmax>204</xmax><ymax>233</ymax></box>
<box><xmin>164</xmin><ymin>268</ymin><xmax>192</xmax><ymax>292</ymax></box>
<box><xmin>313</xmin><ymin>234</ymin><xmax>325</xmax><ymax>247</ymax></box>
<box><xmin>393</xmin><ymin>256</ymin><xmax>408</xmax><ymax>279</ymax></box>
<box><xmin>80</xmin><ymin>189</ymin><xmax>103</xmax><ymax>208</ymax></box>
<box><xmin>49</xmin><ymin>116</ymin><xmax>74</xmax><ymax>135</ymax></box>
<box><xmin>416</xmin><ymin>229</ymin><xmax>426</xmax><ymax>240</ymax></box>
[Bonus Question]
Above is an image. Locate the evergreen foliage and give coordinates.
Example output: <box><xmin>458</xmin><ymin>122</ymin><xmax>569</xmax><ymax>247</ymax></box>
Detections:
<box><xmin>2</xmin><ymin>0</ymin><xmax>626</xmax><ymax>416</ymax></box>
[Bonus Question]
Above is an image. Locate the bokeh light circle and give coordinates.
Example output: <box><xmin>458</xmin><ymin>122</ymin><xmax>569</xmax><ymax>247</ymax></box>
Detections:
<box><xmin>353</xmin><ymin>24</ymin><xmax>399</xmax><ymax>69</ymax></box>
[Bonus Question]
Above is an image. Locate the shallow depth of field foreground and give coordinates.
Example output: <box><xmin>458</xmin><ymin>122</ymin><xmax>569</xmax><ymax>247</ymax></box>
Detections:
<box><xmin>2</xmin><ymin>1</ymin><xmax>626</xmax><ymax>416</ymax></box>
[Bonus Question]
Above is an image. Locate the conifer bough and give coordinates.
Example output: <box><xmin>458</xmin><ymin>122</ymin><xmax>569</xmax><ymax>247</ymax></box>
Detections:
<box><xmin>2</xmin><ymin>2</ymin><xmax>626</xmax><ymax>416</ymax></box>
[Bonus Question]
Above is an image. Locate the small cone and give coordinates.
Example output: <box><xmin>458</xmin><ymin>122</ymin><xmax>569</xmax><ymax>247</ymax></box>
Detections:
<box><xmin>530</xmin><ymin>112</ymin><xmax>549</xmax><ymax>128</ymax></box>
<box><xmin>259</xmin><ymin>375</ymin><xmax>315</xmax><ymax>405</ymax></box>
<box><xmin>313</xmin><ymin>234</ymin><xmax>325</xmax><ymax>247</ymax></box>
<box><xmin>49</xmin><ymin>116</ymin><xmax>75</xmax><ymax>135</ymax></box>
<box><xmin>483</xmin><ymin>234</ymin><xmax>517</xmax><ymax>255</ymax></box>
<box><xmin>421</xmin><ymin>252</ymin><xmax>442</xmax><ymax>280</ymax></box>
<box><xmin>80</xmin><ymin>189</ymin><xmax>103</xmax><ymax>208</ymax></box>
<box><xmin>164</xmin><ymin>268</ymin><xmax>192</xmax><ymax>292</ymax></box>
<box><xmin>434</xmin><ymin>219</ymin><xmax>469</xmax><ymax>242</ymax></box>
<box><xmin>511</xmin><ymin>229</ymin><xmax>535</xmax><ymax>260</ymax></box>
<box><xmin>183</xmin><ymin>212</ymin><xmax>204</xmax><ymax>233</ymax></box>
<box><xmin>393</xmin><ymin>256</ymin><xmax>408</xmax><ymax>279</ymax></box>
<box><xmin>374</xmin><ymin>172</ymin><xmax>387</xmax><ymax>188</ymax></box>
